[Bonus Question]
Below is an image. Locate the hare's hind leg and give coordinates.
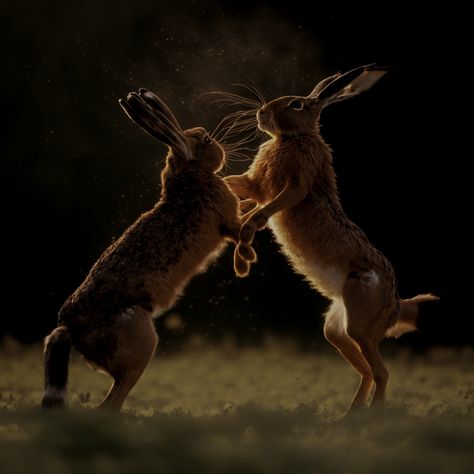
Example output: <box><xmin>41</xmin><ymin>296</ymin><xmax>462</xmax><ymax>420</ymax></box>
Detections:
<box><xmin>98</xmin><ymin>308</ymin><xmax>158</xmax><ymax>410</ymax></box>
<box><xmin>342</xmin><ymin>275</ymin><xmax>389</xmax><ymax>407</ymax></box>
<box><xmin>323</xmin><ymin>298</ymin><xmax>374</xmax><ymax>411</ymax></box>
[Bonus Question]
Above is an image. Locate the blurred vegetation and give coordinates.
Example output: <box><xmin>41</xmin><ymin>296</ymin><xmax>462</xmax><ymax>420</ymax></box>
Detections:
<box><xmin>0</xmin><ymin>340</ymin><xmax>473</xmax><ymax>473</ymax></box>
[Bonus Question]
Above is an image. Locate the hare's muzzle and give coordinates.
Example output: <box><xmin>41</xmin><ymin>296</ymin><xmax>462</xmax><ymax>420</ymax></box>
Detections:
<box><xmin>256</xmin><ymin>107</ymin><xmax>271</xmax><ymax>132</ymax></box>
<box><xmin>256</xmin><ymin>106</ymin><xmax>267</xmax><ymax>119</ymax></box>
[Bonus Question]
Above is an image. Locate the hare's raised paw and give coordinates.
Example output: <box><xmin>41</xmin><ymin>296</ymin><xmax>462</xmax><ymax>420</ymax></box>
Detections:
<box><xmin>240</xmin><ymin>210</ymin><xmax>269</xmax><ymax>244</ymax></box>
<box><xmin>237</xmin><ymin>242</ymin><xmax>257</xmax><ymax>263</ymax></box>
<box><xmin>233</xmin><ymin>250</ymin><xmax>250</xmax><ymax>278</ymax></box>
<box><xmin>240</xmin><ymin>221</ymin><xmax>256</xmax><ymax>244</ymax></box>
<box><xmin>240</xmin><ymin>199</ymin><xmax>257</xmax><ymax>215</ymax></box>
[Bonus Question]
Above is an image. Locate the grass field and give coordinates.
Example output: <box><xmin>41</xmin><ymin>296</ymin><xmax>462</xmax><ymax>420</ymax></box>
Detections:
<box><xmin>0</xmin><ymin>337</ymin><xmax>473</xmax><ymax>473</ymax></box>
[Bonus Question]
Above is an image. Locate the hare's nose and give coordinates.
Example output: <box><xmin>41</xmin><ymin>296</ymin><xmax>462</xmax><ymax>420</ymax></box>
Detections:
<box><xmin>257</xmin><ymin>107</ymin><xmax>267</xmax><ymax>121</ymax></box>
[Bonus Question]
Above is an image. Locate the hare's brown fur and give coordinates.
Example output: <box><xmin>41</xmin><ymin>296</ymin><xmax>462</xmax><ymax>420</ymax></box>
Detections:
<box><xmin>226</xmin><ymin>66</ymin><xmax>438</xmax><ymax>411</ymax></box>
<box><xmin>42</xmin><ymin>90</ymin><xmax>253</xmax><ymax>410</ymax></box>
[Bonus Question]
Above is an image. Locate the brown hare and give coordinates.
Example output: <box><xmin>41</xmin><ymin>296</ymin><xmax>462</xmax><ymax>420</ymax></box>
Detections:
<box><xmin>42</xmin><ymin>89</ymin><xmax>255</xmax><ymax>410</ymax></box>
<box><xmin>224</xmin><ymin>65</ymin><xmax>438</xmax><ymax>412</ymax></box>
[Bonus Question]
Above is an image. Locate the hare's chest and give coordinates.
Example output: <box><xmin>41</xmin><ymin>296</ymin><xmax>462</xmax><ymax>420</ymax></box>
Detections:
<box><xmin>220</xmin><ymin>187</ymin><xmax>240</xmax><ymax>215</ymax></box>
<box><xmin>250</xmin><ymin>155</ymin><xmax>289</xmax><ymax>201</ymax></box>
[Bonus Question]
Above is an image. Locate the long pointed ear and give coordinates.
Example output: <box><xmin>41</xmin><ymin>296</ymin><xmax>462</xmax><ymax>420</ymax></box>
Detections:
<box><xmin>308</xmin><ymin>72</ymin><xmax>341</xmax><ymax>98</ymax></box>
<box><xmin>312</xmin><ymin>64</ymin><xmax>389</xmax><ymax>106</ymax></box>
<box><xmin>138</xmin><ymin>88</ymin><xmax>183</xmax><ymax>131</ymax></box>
<box><xmin>119</xmin><ymin>92</ymin><xmax>191</xmax><ymax>161</ymax></box>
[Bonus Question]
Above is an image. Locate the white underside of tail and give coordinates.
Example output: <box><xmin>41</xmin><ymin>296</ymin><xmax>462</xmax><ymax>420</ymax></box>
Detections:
<box><xmin>385</xmin><ymin>321</ymin><xmax>417</xmax><ymax>338</ymax></box>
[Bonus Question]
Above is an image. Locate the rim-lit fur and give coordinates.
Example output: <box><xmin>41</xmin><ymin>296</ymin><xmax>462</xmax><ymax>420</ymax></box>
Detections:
<box><xmin>41</xmin><ymin>89</ymin><xmax>256</xmax><ymax>411</ymax></box>
<box><xmin>225</xmin><ymin>65</ymin><xmax>438</xmax><ymax>412</ymax></box>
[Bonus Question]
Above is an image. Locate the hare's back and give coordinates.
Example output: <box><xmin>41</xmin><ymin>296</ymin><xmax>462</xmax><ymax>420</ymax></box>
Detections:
<box><xmin>60</xmin><ymin>185</ymin><xmax>229</xmax><ymax>324</ymax></box>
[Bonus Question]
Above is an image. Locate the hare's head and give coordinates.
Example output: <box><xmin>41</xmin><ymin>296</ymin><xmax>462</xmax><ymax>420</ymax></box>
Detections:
<box><xmin>120</xmin><ymin>90</ymin><xmax>225</xmax><ymax>173</ymax></box>
<box><xmin>182</xmin><ymin>126</ymin><xmax>225</xmax><ymax>172</ymax></box>
<box><xmin>257</xmin><ymin>64</ymin><xmax>388</xmax><ymax>138</ymax></box>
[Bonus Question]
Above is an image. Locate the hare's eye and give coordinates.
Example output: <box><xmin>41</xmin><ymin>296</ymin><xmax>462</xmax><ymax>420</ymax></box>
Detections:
<box><xmin>289</xmin><ymin>99</ymin><xmax>304</xmax><ymax>110</ymax></box>
<box><xmin>203</xmin><ymin>135</ymin><xmax>212</xmax><ymax>145</ymax></box>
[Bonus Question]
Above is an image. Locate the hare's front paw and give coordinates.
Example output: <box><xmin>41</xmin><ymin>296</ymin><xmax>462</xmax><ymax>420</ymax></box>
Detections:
<box><xmin>234</xmin><ymin>249</ymin><xmax>250</xmax><ymax>278</ymax></box>
<box><xmin>252</xmin><ymin>211</ymin><xmax>269</xmax><ymax>230</ymax></box>
<box><xmin>237</xmin><ymin>242</ymin><xmax>257</xmax><ymax>262</ymax></box>
<box><xmin>240</xmin><ymin>220</ymin><xmax>257</xmax><ymax>244</ymax></box>
<box><xmin>240</xmin><ymin>199</ymin><xmax>257</xmax><ymax>215</ymax></box>
<box><xmin>240</xmin><ymin>211</ymin><xmax>269</xmax><ymax>243</ymax></box>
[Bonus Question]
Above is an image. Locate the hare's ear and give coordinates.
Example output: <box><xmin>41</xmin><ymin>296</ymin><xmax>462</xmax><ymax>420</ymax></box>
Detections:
<box><xmin>308</xmin><ymin>72</ymin><xmax>342</xmax><ymax>98</ymax></box>
<box><xmin>311</xmin><ymin>64</ymin><xmax>389</xmax><ymax>106</ymax></box>
<box><xmin>119</xmin><ymin>92</ymin><xmax>191</xmax><ymax>161</ymax></box>
<box><xmin>138</xmin><ymin>88</ymin><xmax>183</xmax><ymax>131</ymax></box>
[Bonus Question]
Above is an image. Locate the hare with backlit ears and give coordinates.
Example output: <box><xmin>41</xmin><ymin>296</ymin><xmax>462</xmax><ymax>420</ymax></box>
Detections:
<box><xmin>41</xmin><ymin>89</ymin><xmax>256</xmax><ymax>410</ymax></box>
<box><xmin>225</xmin><ymin>65</ymin><xmax>438</xmax><ymax>412</ymax></box>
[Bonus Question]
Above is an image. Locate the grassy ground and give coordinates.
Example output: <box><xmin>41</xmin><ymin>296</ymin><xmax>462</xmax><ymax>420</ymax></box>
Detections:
<box><xmin>0</xmin><ymin>338</ymin><xmax>473</xmax><ymax>473</ymax></box>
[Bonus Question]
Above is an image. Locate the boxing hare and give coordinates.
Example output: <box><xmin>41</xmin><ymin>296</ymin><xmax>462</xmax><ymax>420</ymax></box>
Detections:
<box><xmin>225</xmin><ymin>65</ymin><xmax>438</xmax><ymax>412</ymax></box>
<box><xmin>42</xmin><ymin>89</ymin><xmax>255</xmax><ymax>410</ymax></box>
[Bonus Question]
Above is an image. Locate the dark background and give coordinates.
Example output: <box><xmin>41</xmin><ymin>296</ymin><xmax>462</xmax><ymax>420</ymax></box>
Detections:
<box><xmin>2</xmin><ymin>1</ymin><xmax>468</xmax><ymax>351</ymax></box>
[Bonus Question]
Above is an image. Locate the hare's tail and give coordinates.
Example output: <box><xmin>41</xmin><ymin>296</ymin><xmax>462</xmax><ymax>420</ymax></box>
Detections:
<box><xmin>41</xmin><ymin>325</ymin><xmax>72</xmax><ymax>408</ymax></box>
<box><xmin>386</xmin><ymin>294</ymin><xmax>439</xmax><ymax>338</ymax></box>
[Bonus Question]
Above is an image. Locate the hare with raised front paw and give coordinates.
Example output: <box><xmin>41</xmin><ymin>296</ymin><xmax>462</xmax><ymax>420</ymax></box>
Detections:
<box><xmin>41</xmin><ymin>89</ymin><xmax>255</xmax><ymax>410</ymax></box>
<box><xmin>225</xmin><ymin>65</ymin><xmax>438</xmax><ymax>412</ymax></box>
